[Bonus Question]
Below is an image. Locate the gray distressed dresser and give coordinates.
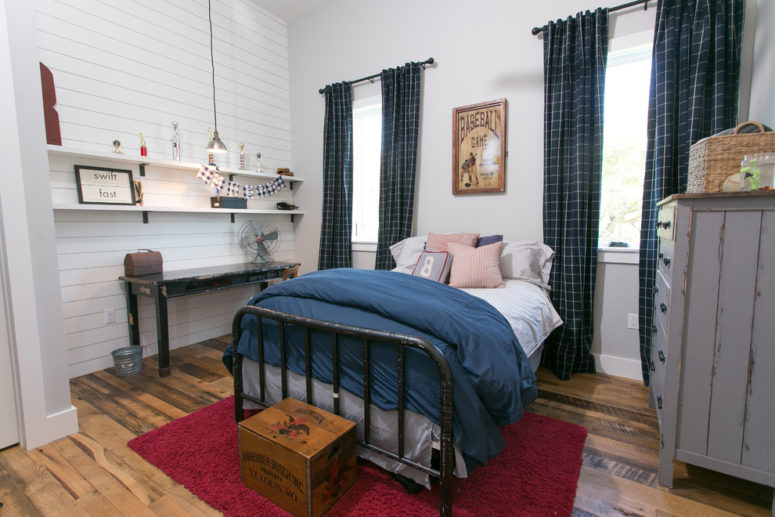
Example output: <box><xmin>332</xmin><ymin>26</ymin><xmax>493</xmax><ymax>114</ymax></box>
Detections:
<box><xmin>650</xmin><ymin>191</ymin><xmax>775</xmax><ymax>512</ymax></box>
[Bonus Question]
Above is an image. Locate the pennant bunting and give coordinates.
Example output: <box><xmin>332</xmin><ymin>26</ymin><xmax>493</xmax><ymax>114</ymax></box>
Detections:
<box><xmin>196</xmin><ymin>164</ymin><xmax>287</xmax><ymax>199</ymax></box>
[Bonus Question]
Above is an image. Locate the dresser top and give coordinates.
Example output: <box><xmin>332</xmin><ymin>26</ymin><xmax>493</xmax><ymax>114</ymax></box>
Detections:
<box><xmin>659</xmin><ymin>190</ymin><xmax>775</xmax><ymax>205</ymax></box>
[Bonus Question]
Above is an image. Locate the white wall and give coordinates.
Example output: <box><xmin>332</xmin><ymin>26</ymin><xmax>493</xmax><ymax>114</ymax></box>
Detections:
<box><xmin>592</xmin><ymin>252</ymin><xmax>643</xmax><ymax>379</ymax></box>
<box><xmin>36</xmin><ymin>0</ymin><xmax>297</xmax><ymax>377</ymax></box>
<box><xmin>2</xmin><ymin>0</ymin><xmax>77</xmax><ymax>448</ymax></box>
<box><xmin>0</xmin><ymin>242</ymin><xmax>20</xmax><ymax>449</ymax></box>
<box><xmin>749</xmin><ymin>0</ymin><xmax>775</xmax><ymax>127</ymax></box>
<box><xmin>287</xmin><ymin>0</ymin><xmax>658</xmax><ymax>379</ymax></box>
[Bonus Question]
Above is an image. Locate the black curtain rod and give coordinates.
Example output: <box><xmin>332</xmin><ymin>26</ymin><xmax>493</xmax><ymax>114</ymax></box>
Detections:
<box><xmin>531</xmin><ymin>0</ymin><xmax>653</xmax><ymax>35</ymax></box>
<box><xmin>318</xmin><ymin>57</ymin><xmax>435</xmax><ymax>94</ymax></box>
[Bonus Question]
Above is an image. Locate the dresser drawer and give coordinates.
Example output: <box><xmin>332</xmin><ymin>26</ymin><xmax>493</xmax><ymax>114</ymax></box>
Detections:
<box><xmin>654</xmin><ymin>269</ymin><xmax>670</xmax><ymax>334</ymax></box>
<box><xmin>657</xmin><ymin>238</ymin><xmax>674</xmax><ymax>278</ymax></box>
<box><xmin>656</xmin><ymin>202</ymin><xmax>676</xmax><ymax>242</ymax></box>
<box><xmin>651</xmin><ymin>318</ymin><xmax>668</xmax><ymax>424</ymax></box>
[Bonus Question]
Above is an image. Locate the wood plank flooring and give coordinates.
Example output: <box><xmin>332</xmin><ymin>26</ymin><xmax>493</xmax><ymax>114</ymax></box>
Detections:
<box><xmin>0</xmin><ymin>336</ymin><xmax>772</xmax><ymax>516</ymax></box>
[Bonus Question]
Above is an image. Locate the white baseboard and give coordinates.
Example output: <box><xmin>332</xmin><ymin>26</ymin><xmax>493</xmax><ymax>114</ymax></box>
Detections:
<box><xmin>593</xmin><ymin>353</ymin><xmax>644</xmax><ymax>381</ymax></box>
<box><xmin>22</xmin><ymin>405</ymin><xmax>78</xmax><ymax>449</ymax></box>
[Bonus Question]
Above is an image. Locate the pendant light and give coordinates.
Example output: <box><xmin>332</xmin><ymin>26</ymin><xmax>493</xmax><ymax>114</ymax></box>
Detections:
<box><xmin>206</xmin><ymin>0</ymin><xmax>227</xmax><ymax>153</ymax></box>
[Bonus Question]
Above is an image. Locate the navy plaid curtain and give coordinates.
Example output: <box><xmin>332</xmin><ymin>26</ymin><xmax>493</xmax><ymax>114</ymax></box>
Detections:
<box><xmin>541</xmin><ymin>9</ymin><xmax>608</xmax><ymax>380</ymax></box>
<box><xmin>375</xmin><ymin>63</ymin><xmax>422</xmax><ymax>270</ymax></box>
<box><xmin>318</xmin><ymin>82</ymin><xmax>354</xmax><ymax>270</ymax></box>
<box><xmin>638</xmin><ymin>0</ymin><xmax>743</xmax><ymax>385</ymax></box>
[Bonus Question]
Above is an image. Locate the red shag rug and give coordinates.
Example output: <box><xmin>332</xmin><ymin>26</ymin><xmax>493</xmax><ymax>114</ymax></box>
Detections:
<box><xmin>128</xmin><ymin>397</ymin><xmax>586</xmax><ymax>516</ymax></box>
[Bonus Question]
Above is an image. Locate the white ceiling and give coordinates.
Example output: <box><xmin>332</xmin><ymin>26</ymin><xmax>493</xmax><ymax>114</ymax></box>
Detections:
<box><xmin>251</xmin><ymin>0</ymin><xmax>334</xmax><ymax>22</ymax></box>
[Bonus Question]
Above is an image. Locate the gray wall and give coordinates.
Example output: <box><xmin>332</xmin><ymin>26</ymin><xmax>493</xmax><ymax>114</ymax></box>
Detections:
<box><xmin>286</xmin><ymin>0</ymin><xmax>657</xmax><ymax>379</ymax></box>
<box><xmin>749</xmin><ymin>0</ymin><xmax>775</xmax><ymax>127</ymax></box>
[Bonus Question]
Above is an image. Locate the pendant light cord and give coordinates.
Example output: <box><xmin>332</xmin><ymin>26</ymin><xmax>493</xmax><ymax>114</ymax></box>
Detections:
<box><xmin>208</xmin><ymin>0</ymin><xmax>218</xmax><ymax>131</ymax></box>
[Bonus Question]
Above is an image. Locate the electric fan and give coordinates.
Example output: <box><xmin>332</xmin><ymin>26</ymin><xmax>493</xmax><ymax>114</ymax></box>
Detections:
<box><xmin>237</xmin><ymin>220</ymin><xmax>280</xmax><ymax>263</ymax></box>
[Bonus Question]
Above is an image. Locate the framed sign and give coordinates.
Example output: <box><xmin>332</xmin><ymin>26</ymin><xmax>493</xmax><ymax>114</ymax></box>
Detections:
<box><xmin>452</xmin><ymin>98</ymin><xmax>506</xmax><ymax>194</ymax></box>
<box><xmin>75</xmin><ymin>165</ymin><xmax>136</xmax><ymax>205</ymax></box>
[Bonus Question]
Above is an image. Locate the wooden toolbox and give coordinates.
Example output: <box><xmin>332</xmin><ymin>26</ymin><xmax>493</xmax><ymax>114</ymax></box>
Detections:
<box><xmin>238</xmin><ymin>398</ymin><xmax>357</xmax><ymax>517</ymax></box>
<box><xmin>123</xmin><ymin>250</ymin><xmax>162</xmax><ymax>276</ymax></box>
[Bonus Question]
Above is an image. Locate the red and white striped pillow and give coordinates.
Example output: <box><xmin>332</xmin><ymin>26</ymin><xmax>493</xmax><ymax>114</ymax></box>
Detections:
<box><xmin>425</xmin><ymin>232</ymin><xmax>479</xmax><ymax>252</ymax></box>
<box><xmin>447</xmin><ymin>241</ymin><xmax>505</xmax><ymax>288</ymax></box>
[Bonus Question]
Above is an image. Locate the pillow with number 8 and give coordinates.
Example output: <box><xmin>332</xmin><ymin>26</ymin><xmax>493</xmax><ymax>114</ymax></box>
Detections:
<box><xmin>411</xmin><ymin>251</ymin><xmax>453</xmax><ymax>283</ymax></box>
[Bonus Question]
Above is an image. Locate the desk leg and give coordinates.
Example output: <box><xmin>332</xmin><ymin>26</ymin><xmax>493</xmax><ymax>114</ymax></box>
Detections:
<box><xmin>124</xmin><ymin>283</ymin><xmax>140</xmax><ymax>347</ymax></box>
<box><xmin>153</xmin><ymin>285</ymin><xmax>171</xmax><ymax>377</ymax></box>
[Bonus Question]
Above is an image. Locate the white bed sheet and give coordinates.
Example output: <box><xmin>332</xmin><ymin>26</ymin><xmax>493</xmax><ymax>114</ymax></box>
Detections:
<box><xmin>460</xmin><ymin>278</ymin><xmax>562</xmax><ymax>358</ymax></box>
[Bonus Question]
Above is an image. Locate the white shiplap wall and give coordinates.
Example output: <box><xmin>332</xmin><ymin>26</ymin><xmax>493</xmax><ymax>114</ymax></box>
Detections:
<box><xmin>36</xmin><ymin>0</ymin><xmax>297</xmax><ymax>377</ymax></box>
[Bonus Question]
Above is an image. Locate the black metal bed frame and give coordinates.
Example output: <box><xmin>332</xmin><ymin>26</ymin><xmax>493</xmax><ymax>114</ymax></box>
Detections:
<box><xmin>231</xmin><ymin>305</ymin><xmax>455</xmax><ymax>516</ymax></box>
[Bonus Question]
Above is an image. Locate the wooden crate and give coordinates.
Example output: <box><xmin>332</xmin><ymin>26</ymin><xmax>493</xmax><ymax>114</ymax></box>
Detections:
<box><xmin>239</xmin><ymin>398</ymin><xmax>357</xmax><ymax>517</ymax></box>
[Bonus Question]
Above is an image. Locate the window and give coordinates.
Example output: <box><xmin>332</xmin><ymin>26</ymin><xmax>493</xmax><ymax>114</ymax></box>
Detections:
<box><xmin>351</xmin><ymin>96</ymin><xmax>382</xmax><ymax>243</ymax></box>
<box><xmin>599</xmin><ymin>43</ymin><xmax>652</xmax><ymax>248</ymax></box>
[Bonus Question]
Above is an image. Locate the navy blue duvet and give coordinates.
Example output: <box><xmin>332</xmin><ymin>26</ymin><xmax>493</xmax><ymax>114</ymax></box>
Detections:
<box><xmin>223</xmin><ymin>268</ymin><xmax>537</xmax><ymax>470</ymax></box>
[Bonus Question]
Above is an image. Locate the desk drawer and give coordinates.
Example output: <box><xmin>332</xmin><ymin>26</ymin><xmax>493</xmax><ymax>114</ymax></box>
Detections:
<box><xmin>255</xmin><ymin>269</ymin><xmax>284</xmax><ymax>281</ymax></box>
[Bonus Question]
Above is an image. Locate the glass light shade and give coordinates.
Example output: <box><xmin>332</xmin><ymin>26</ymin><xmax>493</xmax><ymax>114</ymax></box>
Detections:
<box><xmin>207</xmin><ymin>129</ymin><xmax>228</xmax><ymax>153</ymax></box>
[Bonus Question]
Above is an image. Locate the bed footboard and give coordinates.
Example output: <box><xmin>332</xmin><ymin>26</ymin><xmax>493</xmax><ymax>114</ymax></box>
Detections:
<box><xmin>231</xmin><ymin>305</ymin><xmax>454</xmax><ymax>517</ymax></box>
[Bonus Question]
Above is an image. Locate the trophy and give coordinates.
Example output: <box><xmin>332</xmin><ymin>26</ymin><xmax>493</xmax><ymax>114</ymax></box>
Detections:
<box><xmin>239</xmin><ymin>142</ymin><xmax>246</xmax><ymax>170</ymax></box>
<box><xmin>138</xmin><ymin>133</ymin><xmax>147</xmax><ymax>157</ymax></box>
<box><xmin>256</xmin><ymin>152</ymin><xmax>262</xmax><ymax>172</ymax></box>
<box><xmin>112</xmin><ymin>140</ymin><xmax>122</xmax><ymax>154</ymax></box>
<box><xmin>171</xmin><ymin>121</ymin><xmax>180</xmax><ymax>161</ymax></box>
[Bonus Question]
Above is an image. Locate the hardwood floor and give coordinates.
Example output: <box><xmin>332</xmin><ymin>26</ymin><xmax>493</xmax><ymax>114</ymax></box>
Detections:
<box><xmin>0</xmin><ymin>336</ymin><xmax>771</xmax><ymax>516</ymax></box>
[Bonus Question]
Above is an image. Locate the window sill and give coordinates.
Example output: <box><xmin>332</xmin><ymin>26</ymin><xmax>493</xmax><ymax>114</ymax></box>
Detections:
<box><xmin>352</xmin><ymin>242</ymin><xmax>377</xmax><ymax>253</ymax></box>
<box><xmin>598</xmin><ymin>247</ymin><xmax>639</xmax><ymax>265</ymax></box>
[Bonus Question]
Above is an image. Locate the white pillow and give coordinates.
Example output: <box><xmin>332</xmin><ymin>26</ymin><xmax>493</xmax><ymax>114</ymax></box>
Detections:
<box><xmin>389</xmin><ymin>234</ymin><xmax>427</xmax><ymax>273</ymax></box>
<box><xmin>499</xmin><ymin>241</ymin><xmax>555</xmax><ymax>289</ymax></box>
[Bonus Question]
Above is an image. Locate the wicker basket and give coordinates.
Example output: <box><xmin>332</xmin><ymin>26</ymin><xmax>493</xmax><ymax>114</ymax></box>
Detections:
<box><xmin>687</xmin><ymin>121</ymin><xmax>775</xmax><ymax>193</ymax></box>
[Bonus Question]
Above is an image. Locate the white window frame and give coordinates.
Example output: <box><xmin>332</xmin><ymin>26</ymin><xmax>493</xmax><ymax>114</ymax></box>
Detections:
<box><xmin>351</xmin><ymin>95</ymin><xmax>382</xmax><ymax>249</ymax></box>
<box><xmin>598</xmin><ymin>29</ymin><xmax>654</xmax><ymax>260</ymax></box>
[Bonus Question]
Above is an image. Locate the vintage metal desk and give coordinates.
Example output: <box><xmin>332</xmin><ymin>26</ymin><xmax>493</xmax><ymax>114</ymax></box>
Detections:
<box><xmin>120</xmin><ymin>261</ymin><xmax>299</xmax><ymax>376</ymax></box>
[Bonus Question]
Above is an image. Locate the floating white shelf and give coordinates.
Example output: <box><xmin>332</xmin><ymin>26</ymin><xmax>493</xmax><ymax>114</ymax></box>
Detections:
<box><xmin>51</xmin><ymin>204</ymin><xmax>304</xmax><ymax>216</ymax></box>
<box><xmin>47</xmin><ymin>145</ymin><xmax>304</xmax><ymax>183</ymax></box>
<box><xmin>48</xmin><ymin>146</ymin><xmax>304</xmax><ymax>222</ymax></box>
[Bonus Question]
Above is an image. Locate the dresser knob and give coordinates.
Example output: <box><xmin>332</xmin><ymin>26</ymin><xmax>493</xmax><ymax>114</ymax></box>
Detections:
<box><xmin>657</xmin><ymin>396</ymin><xmax>662</xmax><ymax>410</ymax></box>
<box><xmin>652</xmin><ymin>325</ymin><xmax>658</xmax><ymax>334</ymax></box>
<box><xmin>663</xmin><ymin>221</ymin><xmax>671</xmax><ymax>229</ymax></box>
<box><xmin>654</xmin><ymin>285</ymin><xmax>659</xmax><ymax>294</ymax></box>
<box><xmin>658</xmin><ymin>252</ymin><xmax>664</xmax><ymax>259</ymax></box>
<box><xmin>658</xmin><ymin>350</ymin><xmax>665</xmax><ymax>362</ymax></box>
<box><xmin>660</xmin><ymin>303</ymin><xmax>668</xmax><ymax>313</ymax></box>
<box><xmin>663</xmin><ymin>257</ymin><xmax>671</xmax><ymax>266</ymax></box>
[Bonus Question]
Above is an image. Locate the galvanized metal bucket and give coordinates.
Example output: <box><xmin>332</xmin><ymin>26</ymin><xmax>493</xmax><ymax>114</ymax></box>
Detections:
<box><xmin>112</xmin><ymin>346</ymin><xmax>143</xmax><ymax>376</ymax></box>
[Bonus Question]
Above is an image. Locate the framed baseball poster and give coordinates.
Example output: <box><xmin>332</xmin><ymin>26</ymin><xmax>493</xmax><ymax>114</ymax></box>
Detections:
<box><xmin>452</xmin><ymin>98</ymin><xmax>506</xmax><ymax>194</ymax></box>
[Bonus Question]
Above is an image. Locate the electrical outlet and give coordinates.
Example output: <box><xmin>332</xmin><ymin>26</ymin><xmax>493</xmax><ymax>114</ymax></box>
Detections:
<box><xmin>627</xmin><ymin>313</ymin><xmax>639</xmax><ymax>330</ymax></box>
<box><xmin>104</xmin><ymin>308</ymin><xmax>116</xmax><ymax>325</ymax></box>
